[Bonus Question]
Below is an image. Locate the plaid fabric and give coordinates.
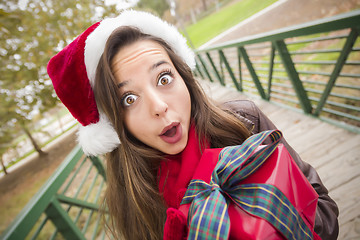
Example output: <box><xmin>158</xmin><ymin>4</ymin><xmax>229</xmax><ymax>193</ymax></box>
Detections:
<box><xmin>181</xmin><ymin>130</ymin><xmax>314</xmax><ymax>240</ymax></box>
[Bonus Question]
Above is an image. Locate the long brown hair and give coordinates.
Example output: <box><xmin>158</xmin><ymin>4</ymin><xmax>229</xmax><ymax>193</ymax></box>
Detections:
<box><xmin>94</xmin><ymin>26</ymin><xmax>251</xmax><ymax>239</ymax></box>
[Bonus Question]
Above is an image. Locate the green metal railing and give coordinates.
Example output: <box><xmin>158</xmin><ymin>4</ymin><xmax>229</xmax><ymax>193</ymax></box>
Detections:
<box><xmin>1</xmin><ymin>146</ymin><xmax>108</xmax><ymax>240</ymax></box>
<box><xmin>195</xmin><ymin>10</ymin><xmax>360</xmax><ymax>133</ymax></box>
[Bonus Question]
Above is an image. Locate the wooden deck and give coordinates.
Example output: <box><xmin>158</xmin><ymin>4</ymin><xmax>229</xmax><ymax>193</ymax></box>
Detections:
<box><xmin>199</xmin><ymin>79</ymin><xmax>360</xmax><ymax>240</ymax></box>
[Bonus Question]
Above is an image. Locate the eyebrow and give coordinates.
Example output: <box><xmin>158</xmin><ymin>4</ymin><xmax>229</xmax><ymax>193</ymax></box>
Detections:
<box><xmin>150</xmin><ymin>60</ymin><xmax>170</xmax><ymax>71</ymax></box>
<box><xmin>117</xmin><ymin>81</ymin><xmax>128</xmax><ymax>89</ymax></box>
<box><xmin>117</xmin><ymin>60</ymin><xmax>171</xmax><ymax>89</ymax></box>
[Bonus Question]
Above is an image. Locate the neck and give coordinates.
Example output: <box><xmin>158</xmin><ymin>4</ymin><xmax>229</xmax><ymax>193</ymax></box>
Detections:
<box><xmin>158</xmin><ymin>124</ymin><xmax>208</xmax><ymax>208</ymax></box>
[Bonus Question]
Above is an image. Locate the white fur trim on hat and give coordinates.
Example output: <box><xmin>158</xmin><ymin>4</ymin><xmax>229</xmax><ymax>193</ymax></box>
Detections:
<box><xmin>84</xmin><ymin>10</ymin><xmax>195</xmax><ymax>88</ymax></box>
<box><xmin>77</xmin><ymin>114</ymin><xmax>120</xmax><ymax>156</ymax></box>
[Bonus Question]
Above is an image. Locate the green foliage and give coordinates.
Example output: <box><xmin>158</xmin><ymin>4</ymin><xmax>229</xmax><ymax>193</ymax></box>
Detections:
<box><xmin>185</xmin><ymin>0</ymin><xmax>278</xmax><ymax>48</ymax></box>
<box><xmin>0</xmin><ymin>0</ymin><xmax>117</xmax><ymax>160</ymax></box>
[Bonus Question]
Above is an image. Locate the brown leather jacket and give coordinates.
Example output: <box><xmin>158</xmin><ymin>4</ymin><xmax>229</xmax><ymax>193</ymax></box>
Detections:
<box><xmin>222</xmin><ymin>100</ymin><xmax>339</xmax><ymax>240</ymax></box>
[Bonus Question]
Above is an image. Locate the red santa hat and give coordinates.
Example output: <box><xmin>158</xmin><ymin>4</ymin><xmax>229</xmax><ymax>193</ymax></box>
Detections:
<box><xmin>47</xmin><ymin>10</ymin><xmax>195</xmax><ymax>156</ymax></box>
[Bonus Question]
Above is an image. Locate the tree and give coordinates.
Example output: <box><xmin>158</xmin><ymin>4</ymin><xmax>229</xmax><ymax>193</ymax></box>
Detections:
<box><xmin>0</xmin><ymin>122</ymin><xmax>12</xmax><ymax>175</ymax></box>
<box><xmin>0</xmin><ymin>0</ymin><xmax>117</xmax><ymax>161</ymax></box>
<box><xmin>1</xmin><ymin>2</ymin><xmax>54</xmax><ymax>157</ymax></box>
<box><xmin>0</xmin><ymin>90</ymin><xmax>19</xmax><ymax>174</ymax></box>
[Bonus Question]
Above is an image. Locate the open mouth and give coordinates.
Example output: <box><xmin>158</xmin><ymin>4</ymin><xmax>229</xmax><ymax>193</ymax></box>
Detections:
<box><xmin>160</xmin><ymin>122</ymin><xmax>182</xmax><ymax>144</ymax></box>
<box><xmin>162</xmin><ymin>126</ymin><xmax>177</xmax><ymax>137</ymax></box>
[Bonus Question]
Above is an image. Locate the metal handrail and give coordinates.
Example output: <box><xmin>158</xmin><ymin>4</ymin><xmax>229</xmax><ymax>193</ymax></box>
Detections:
<box><xmin>195</xmin><ymin>10</ymin><xmax>360</xmax><ymax>133</ymax></box>
<box><xmin>1</xmin><ymin>146</ymin><xmax>108</xmax><ymax>240</ymax></box>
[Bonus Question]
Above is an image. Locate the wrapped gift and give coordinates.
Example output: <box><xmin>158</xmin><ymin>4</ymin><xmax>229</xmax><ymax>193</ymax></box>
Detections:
<box><xmin>179</xmin><ymin>130</ymin><xmax>320</xmax><ymax>240</ymax></box>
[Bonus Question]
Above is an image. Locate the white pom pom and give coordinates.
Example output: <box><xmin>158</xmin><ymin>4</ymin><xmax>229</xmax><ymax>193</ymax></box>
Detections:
<box><xmin>77</xmin><ymin>115</ymin><xmax>120</xmax><ymax>156</ymax></box>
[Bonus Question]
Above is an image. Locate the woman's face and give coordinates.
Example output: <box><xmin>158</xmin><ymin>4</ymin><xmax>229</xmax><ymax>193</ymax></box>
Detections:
<box><xmin>112</xmin><ymin>40</ymin><xmax>191</xmax><ymax>155</ymax></box>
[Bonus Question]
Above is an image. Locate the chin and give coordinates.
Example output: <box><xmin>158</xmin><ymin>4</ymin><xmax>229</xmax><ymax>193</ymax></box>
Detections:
<box><xmin>163</xmin><ymin>141</ymin><xmax>187</xmax><ymax>155</ymax></box>
<box><xmin>163</xmin><ymin>147</ymin><xmax>184</xmax><ymax>155</ymax></box>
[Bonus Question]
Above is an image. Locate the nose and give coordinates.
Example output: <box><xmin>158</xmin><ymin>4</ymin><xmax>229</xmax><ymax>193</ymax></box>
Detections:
<box><xmin>146</xmin><ymin>90</ymin><xmax>168</xmax><ymax>117</ymax></box>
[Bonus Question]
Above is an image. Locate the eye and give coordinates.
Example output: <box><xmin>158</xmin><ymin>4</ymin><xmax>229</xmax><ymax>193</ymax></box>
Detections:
<box><xmin>157</xmin><ymin>73</ymin><xmax>174</xmax><ymax>86</ymax></box>
<box><xmin>122</xmin><ymin>94</ymin><xmax>138</xmax><ymax>107</ymax></box>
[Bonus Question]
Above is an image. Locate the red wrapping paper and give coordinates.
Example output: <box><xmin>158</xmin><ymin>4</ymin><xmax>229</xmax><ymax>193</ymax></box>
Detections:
<box><xmin>179</xmin><ymin>144</ymin><xmax>320</xmax><ymax>240</ymax></box>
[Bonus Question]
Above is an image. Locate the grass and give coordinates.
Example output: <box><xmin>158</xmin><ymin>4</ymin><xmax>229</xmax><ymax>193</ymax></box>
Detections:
<box><xmin>185</xmin><ymin>0</ymin><xmax>278</xmax><ymax>48</ymax></box>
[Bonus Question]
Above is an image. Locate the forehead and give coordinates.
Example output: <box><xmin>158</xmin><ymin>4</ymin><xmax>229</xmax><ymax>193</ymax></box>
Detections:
<box><xmin>111</xmin><ymin>40</ymin><xmax>171</xmax><ymax>72</ymax></box>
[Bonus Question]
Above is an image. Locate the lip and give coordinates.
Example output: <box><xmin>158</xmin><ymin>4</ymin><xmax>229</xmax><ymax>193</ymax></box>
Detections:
<box><xmin>159</xmin><ymin>122</ymin><xmax>182</xmax><ymax>144</ymax></box>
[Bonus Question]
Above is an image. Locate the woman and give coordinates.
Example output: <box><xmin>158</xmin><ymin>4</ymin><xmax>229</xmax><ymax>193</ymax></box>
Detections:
<box><xmin>47</xmin><ymin>10</ymin><xmax>338</xmax><ymax>240</ymax></box>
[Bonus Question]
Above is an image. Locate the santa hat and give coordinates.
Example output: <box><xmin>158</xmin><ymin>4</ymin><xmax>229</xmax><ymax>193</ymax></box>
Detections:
<box><xmin>47</xmin><ymin>10</ymin><xmax>195</xmax><ymax>156</ymax></box>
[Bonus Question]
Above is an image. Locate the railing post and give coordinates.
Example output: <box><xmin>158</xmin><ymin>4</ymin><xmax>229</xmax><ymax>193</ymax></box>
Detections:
<box><xmin>238</xmin><ymin>47</ymin><xmax>267</xmax><ymax>99</ymax></box>
<box><xmin>45</xmin><ymin>198</ymin><xmax>86</xmax><ymax>240</ymax></box>
<box><xmin>267</xmin><ymin>43</ymin><xmax>276</xmax><ymax>100</ymax></box>
<box><xmin>237</xmin><ymin>47</ymin><xmax>243</xmax><ymax>91</ymax></box>
<box><xmin>218</xmin><ymin>50</ymin><xmax>241</xmax><ymax>90</ymax></box>
<box><xmin>89</xmin><ymin>156</ymin><xmax>107</xmax><ymax>181</ymax></box>
<box><xmin>195</xmin><ymin>58</ymin><xmax>205</xmax><ymax>79</ymax></box>
<box><xmin>206</xmin><ymin>52</ymin><xmax>225</xmax><ymax>85</ymax></box>
<box><xmin>274</xmin><ymin>40</ymin><xmax>312</xmax><ymax>114</ymax></box>
<box><xmin>314</xmin><ymin>28</ymin><xmax>359</xmax><ymax>116</ymax></box>
<box><xmin>196</xmin><ymin>54</ymin><xmax>214</xmax><ymax>82</ymax></box>
<box><xmin>220</xmin><ymin>54</ymin><xmax>225</xmax><ymax>80</ymax></box>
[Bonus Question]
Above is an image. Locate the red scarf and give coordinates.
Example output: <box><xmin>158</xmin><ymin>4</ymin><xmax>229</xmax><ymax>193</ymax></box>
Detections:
<box><xmin>158</xmin><ymin>124</ymin><xmax>208</xmax><ymax>209</ymax></box>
